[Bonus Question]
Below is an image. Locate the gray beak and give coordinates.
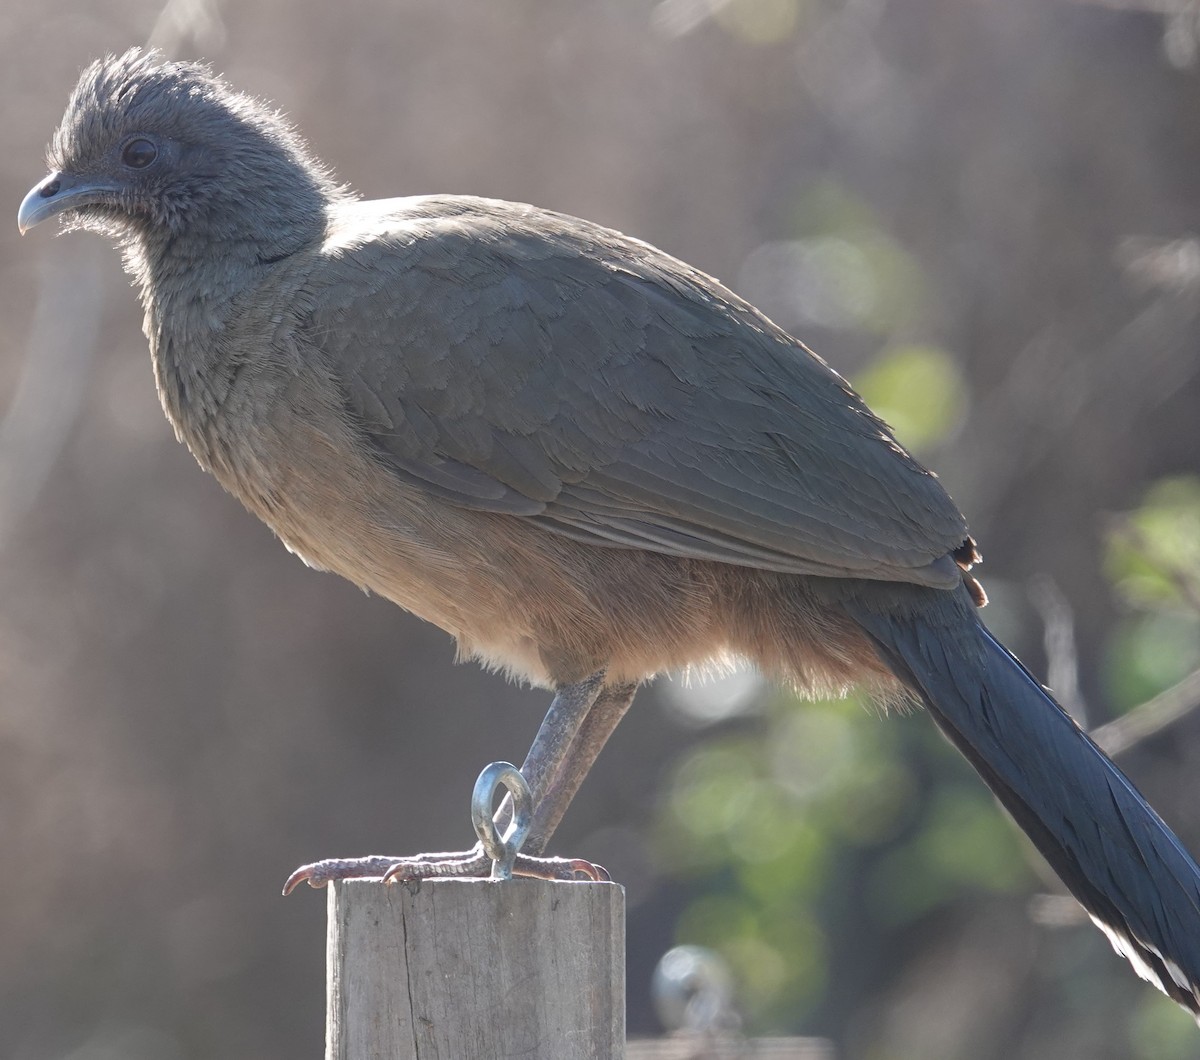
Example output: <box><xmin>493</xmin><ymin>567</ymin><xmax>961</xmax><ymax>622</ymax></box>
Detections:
<box><xmin>18</xmin><ymin>171</ymin><xmax>120</xmax><ymax>234</ymax></box>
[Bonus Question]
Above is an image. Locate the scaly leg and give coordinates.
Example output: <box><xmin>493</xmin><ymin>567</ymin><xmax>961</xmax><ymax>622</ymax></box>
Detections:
<box><xmin>522</xmin><ymin>681</ymin><xmax>638</xmax><ymax>856</ymax></box>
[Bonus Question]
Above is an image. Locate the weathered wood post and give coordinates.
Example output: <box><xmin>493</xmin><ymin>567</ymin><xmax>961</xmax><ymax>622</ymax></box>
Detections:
<box><xmin>325</xmin><ymin>877</ymin><xmax>625</xmax><ymax>1060</ymax></box>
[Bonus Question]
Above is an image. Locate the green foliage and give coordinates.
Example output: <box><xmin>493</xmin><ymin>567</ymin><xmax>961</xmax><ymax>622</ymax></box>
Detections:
<box><xmin>713</xmin><ymin>0</ymin><xmax>809</xmax><ymax>45</ymax></box>
<box><xmin>1105</xmin><ymin>476</ymin><xmax>1200</xmax><ymax>611</ymax></box>
<box><xmin>1129</xmin><ymin>990</ymin><xmax>1199</xmax><ymax>1060</ymax></box>
<box><xmin>655</xmin><ymin>693</ymin><xmax>1034</xmax><ymax>1027</ymax></box>
<box><xmin>1106</xmin><ymin>612</ymin><xmax>1200</xmax><ymax>713</ymax></box>
<box><xmin>866</xmin><ymin>783</ymin><xmax>1033</xmax><ymax>926</ymax></box>
<box><xmin>790</xmin><ymin>182</ymin><xmax>931</xmax><ymax>335</ymax></box>
<box><xmin>1104</xmin><ymin>476</ymin><xmax>1200</xmax><ymax>711</ymax></box>
<box><xmin>782</xmin><ymin>183</ymin><xmax>967</xmax><ymax>452</ymax></box>
<box><xmin>854</xmin><ymin>344</ymin><xmax>966</xmax><ymax>453</ymax></box>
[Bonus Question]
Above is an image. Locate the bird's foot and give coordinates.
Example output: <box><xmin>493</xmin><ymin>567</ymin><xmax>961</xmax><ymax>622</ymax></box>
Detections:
<box><xmin>283</xmin><ymin>761</ymin><xmax>609</xmax><ymax>894</ymax></box>
<box><xmin>282</xmin><ymin>843</ymin><xmax>608</xmax><ymax>895</ymax></box>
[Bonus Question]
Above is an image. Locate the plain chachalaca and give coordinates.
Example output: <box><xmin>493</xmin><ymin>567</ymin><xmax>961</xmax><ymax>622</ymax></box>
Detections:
<box><xmin>19</xmin><ymin>49</ymin><xmax>1200</xmax><ymax>1019</ymax></box>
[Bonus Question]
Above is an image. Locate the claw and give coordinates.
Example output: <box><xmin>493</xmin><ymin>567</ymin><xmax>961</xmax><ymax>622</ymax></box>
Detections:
<box><xmin>568</xmin><ymin>858</ymin><xmax>610</xmax><ymax>882</ymax></box>
<box><xmin>282</xmin><ymin>865</ymin><xmax>317</xmax><ymax>896</ymax></box>
<box><xmin>509</xmin><ymin>854</ymin><xmax>610</xmax><ymax>881</ymax></box>
<box><xmin>282</xmin><ymin>855</ymin><xmax>407</xmax><ymax>896</ymax></box>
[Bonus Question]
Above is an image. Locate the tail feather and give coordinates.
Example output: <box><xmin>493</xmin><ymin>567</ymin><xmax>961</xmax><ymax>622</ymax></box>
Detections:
<box><xmin>849</xmin><ymin>599</ymin><xmax>1200</xmax><ymax>1017</ymax></box>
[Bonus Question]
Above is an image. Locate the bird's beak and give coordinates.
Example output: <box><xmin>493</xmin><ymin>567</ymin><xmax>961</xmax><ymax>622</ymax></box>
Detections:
<box><xmin>17</xmin><ymin>171</ymin><xmax>120</xmax><ymax>234</ymax></box>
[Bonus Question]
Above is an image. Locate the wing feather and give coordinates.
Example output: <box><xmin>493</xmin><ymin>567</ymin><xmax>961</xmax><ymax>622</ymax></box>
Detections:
<box><xmin>310</xmin><ymin>195</ymin><xmax>971</xmax><ymax>587</ymax></box>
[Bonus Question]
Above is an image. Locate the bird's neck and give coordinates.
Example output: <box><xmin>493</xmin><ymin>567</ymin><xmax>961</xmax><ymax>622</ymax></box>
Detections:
<box><xmin>130</xmin><ymin>216</ymin><xmax>322</xmax><ymax>471</ymax></box>
<box><xmin>132</xmin><ymin>203</ymin><xmax>324</xmax><ymax>297</ymax></box>
<box><xmin>126</xmin><ymin>158</ymin><xmax>341</xmax><ymax>330</ymax></box>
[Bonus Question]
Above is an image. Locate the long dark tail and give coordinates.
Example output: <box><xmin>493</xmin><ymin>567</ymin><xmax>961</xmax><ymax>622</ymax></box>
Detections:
<box><xmin>848</xmin><ymin>594</ymin><xmax>1200</xmax><ymax>1018</ymax></box>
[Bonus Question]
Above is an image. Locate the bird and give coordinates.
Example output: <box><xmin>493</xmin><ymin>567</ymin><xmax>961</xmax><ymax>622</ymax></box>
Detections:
<box><xmin>19</xmin><ymin>48</ymin><xmax>1200</xmax><ymax>1020</ymax></box>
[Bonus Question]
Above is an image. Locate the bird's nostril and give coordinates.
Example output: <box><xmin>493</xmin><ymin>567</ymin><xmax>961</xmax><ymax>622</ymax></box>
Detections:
<box><xmin>39</xmin><ymin>178</ymin><xmax>60</xmax><ymax>199</ymax></box>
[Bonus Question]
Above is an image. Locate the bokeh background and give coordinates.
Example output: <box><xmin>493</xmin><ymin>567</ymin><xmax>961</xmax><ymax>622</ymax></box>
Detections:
<box><xmin>5</xmin><ymin>1</ymin><xmax>1200</xmax><ymax>1057</ymax></box>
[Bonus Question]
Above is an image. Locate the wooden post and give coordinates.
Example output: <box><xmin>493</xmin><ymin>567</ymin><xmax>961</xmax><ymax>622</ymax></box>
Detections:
<box><xmin>326</xmin><ymin>877</ymin><xmax>625</xmax><ymax>1060</ymax></box>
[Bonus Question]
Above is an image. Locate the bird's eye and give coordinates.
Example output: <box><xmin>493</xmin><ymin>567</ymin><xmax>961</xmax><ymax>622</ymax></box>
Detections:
<box><xmin>121</xmin><ymin>138</ymin><xmax>158</xmax><ymax>169</ymax></box>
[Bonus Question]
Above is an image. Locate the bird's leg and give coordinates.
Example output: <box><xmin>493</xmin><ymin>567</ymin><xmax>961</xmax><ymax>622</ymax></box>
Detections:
<box><xmin>283</xmin><ymin>673</ymin><xmax>630</xmax><ymax>893</ymax></box>
<box><xmin>521</xmin><ymin>681</ymin><xmax>638</xmax><ymax>856</ymax></box>
<box><xmin>489</xmin><ymin>676</ymin><xmax>637</xmax><ymax>847</ymax></box>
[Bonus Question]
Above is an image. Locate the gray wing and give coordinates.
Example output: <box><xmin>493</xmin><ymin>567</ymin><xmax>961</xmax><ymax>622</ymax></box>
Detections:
<box><xmin>307</xmin><ymin>196</ymin><xmax>971</xmax><ymax>588</ymax></box>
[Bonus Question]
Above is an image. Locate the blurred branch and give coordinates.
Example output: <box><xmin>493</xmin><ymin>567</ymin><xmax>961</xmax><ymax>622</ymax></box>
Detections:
<box><xmin>1029</xmin><ymin>575</ymin><xmax>1088</xmax><ymax>728</ymax></box>
<box><xmin>651</xmin><ymin>0</ymin><xmax>732</xmax><ymax>37</ymax></box>
<box><xmin>965</xmin><ymin>291</ymin><xmax>1200</xmax><ymax>524</ymax></box>
<box><xmin>0</xmin><ymin>244</ymin><xmax>104</xmax><ymax>550</ymax></box>
<box><xmin>1092</xmin><ymin>665</ymin><xmax>1200</xmax><ymax>757</ymax></box>
<box><xmin>1066</xmin><ymin>0</ymin><xmax>1200</xmax><ymax>67</ymax></box>
<box><xmin>1028</xmin><ymin>892</ymin><xmax>1088</xmax><ymax>928</ymax></box>
<box><xmin>1067</xmin><ymin>0</ymin><xmax>1194</xmax><ymax>11</ymax></box>
<box><xmin>1116</xmin><ymin>235</ymin><xmax>1200</xmax><ymax>294</ymax></box>
<box><xmin>628</xmin><ymin>1037</ymin><xmax>834</xmax><ymax>1058</ymax></box>
<box><xmin>147</xmin><ymin>0</ymin><xmax>226</xmax><ymax>55</ymax></box>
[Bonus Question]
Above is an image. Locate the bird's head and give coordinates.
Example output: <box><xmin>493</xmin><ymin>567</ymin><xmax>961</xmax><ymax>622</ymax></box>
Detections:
<box><xmin>19</xmin><ymin>49</ymin><xmax>343</xmax><ymax>250</ymax></box>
